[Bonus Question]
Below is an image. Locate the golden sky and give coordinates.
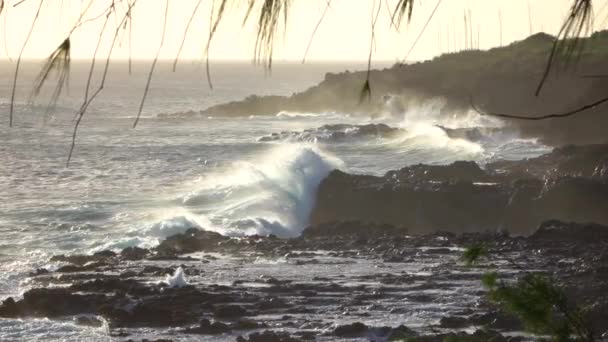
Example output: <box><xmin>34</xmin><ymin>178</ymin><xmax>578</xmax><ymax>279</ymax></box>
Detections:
<box><xmin>1</xmin><ymin>0</ymin><xmax>606</xmax><ymax>62</ymax></box>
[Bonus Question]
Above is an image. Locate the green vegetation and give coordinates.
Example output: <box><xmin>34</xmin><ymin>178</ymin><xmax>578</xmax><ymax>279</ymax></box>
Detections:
<box><xmin>463</xmin><ymin>246</ymin><xmax>594</xmax><ymax>341</ymax></box>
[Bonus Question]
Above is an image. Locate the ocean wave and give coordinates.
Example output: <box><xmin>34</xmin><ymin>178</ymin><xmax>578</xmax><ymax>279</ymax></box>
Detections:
<box><xmin>179</xmin><ymin>144</ymin><xmax>343</xmax><ymax>237</ymax></box>
<box><xmin>258</xmin><ymin>123</ymin><xmax>402</xmax><ymax>143</ymax></box>
<box><xmin>274</xmin><ymin>111</ymin><xmax>350</xmax><ymax>120</ymax></box>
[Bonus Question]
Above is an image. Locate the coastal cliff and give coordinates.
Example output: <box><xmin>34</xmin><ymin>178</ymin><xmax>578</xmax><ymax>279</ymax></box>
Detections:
<box><xmin>195</xmin><ymin>31</ymin><xmax>608</xmax><ymax>145</ymax></box>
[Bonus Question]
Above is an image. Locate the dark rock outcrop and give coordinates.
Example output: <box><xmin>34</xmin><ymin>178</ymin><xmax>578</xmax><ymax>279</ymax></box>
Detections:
<box><xmin>2</xmin><ymin>218</ymin><xmax>608</xmax><ymax>339</ymax></box>
<box><xmin>310</xmin><ymin>144</ymin><xmax>608</xmax><ymax>234</ymax></box>
<box><xmin>155</xmin><ymin>228</ymin><xmax>229</xmax><ymax>256</ymax></box>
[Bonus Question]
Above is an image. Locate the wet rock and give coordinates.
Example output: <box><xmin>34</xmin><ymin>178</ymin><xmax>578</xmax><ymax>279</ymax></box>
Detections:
<box><xmin>584</xmin><ymin>300</ymin><xmax>608</xmax><ymax>336</ymax></box>
<box><xmin>50</xmin><ymin>254</ymin><xmax>106</xmax><ymax>266</ymax></box>
<box><xmin>121</xmin><ymin>247</ymin><xmax>149</xmax><ymax>260</ymax></box>
<box><xmin>5</xmin><ymin>288</ymin><xmax>104</xmax><ymax>318</ymax></box>
<box><xmin>488</xmin><ymin>144</ymin><xmax>608</xmax><ymax>180</ymax></box>
<box><xmin>530</xmin><ymin>220</ymin><xmax>608</xmax><ymax>245</ymax></box>
<box><xmin>155</xmin><ymin>228</ymin><xmax>229</xmax><ymax>256</ymax></box>
<box><xmin>214</xmin><ymin>305</ymin><xmax>249</xmax><ymax>319</ymax></box>
<box><xmin>414</xmin><ymin>329</ymin><xmax>508</xmax><ymax>342</ymax></box>
<box><xmin>184</xmin><ymin>319</ymin><xmax>231</xmax><ymax>335</ymax></box>
<box><xmin>0</xmin><ymin>297</ymin><xmax>18</xmax><ymax>317</ymax></box>
<box><xmin>93</xmin><ymin>250</ymin><xmax>117</xmax><ymax>258</ymax></box>
<box><xmin>389</xmin><ymin>324</ymin><xmax>418</xmax><ymax>340</ymax></box>
<box><xmin>237</xmin><ymin>330</ymin><xmax>302</xmax><ymax>342</ymax></box>
<box><xmin>71</xmin><ymin>278</ymin><xmax>154</xmax><ymax>296</ymax></box>
<box><xmin>302</xmin><ymin>221</ymin><xmax>405</xmax><ymax>238</ymax></box>
<box><xmin>28</xmin><ymin>268</ymin><xmax>49</xmax><ymax>277</ymax></box>
<box><xmin>439</xmin><ymin>316</ymin><xmax>468</xmax><ymax>329</ymax></box>
<box><xmin>468</xmin><ymin>310</ymin><xmax>522</xmax><ymax>331</ymax></box>
<box><xmin>388</xmin><ymin>160</ymin><xmax>490</xmax><ymax>183</ymax></box>
<box><xmin>232</xmin><ymin>318</ymin><xmax>267</xmax><ymax>330</ymax></box>
<box><xmin>75</xmin><ymin>315</ymin><xmax>104</xmax><ymax>327</ymax></box>
<box><xmin>257</xmin><ymin>123</ymin><xmax>402</xmax><ymax>143</ymax></box>
<box><xmin>333</xmin><ymin>322</ymin><xmax>368</xmax><ymax>337</ymax></box>
<box><xmin>57</xmin><ymin>261</ymin><xmax>106</xmax><ymax>273</ymax></box>
<box><xmin>310</xmin><ymin>145</ymin><xmax>608</xmax><ymax>235</ymax></box>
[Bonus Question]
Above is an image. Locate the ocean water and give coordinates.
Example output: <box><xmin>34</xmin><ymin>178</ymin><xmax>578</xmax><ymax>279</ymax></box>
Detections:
<box><xmin>0</xmin><ymin>61</ymin><xmax>550</xmax><ymax>340</ymax></box>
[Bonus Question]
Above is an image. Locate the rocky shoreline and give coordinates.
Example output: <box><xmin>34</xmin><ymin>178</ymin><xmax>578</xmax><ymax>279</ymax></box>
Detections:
<box><xmin>2</xmin><ymin>144</ymin><xmax>608</xmax><ymax>341</ymax></box>
<box><xmin>312</xmin><ymin>144</ymin><xmax>608</xmax><ymax>235</ymax></box>
<box><xmin>1</xmin><ymin>220</ymin><xmax>608</xmax><ymax>341</ymax></box>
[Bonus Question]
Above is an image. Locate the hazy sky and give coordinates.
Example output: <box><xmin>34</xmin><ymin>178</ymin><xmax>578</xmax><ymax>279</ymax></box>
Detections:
<box><xmin>2</xmin><ymin>0</ymin><xmax>607</xmax><ymax>63</ymax></box>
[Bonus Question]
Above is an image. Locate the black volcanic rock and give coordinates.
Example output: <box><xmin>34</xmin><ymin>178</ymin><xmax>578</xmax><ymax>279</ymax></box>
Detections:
<box><xmin>333</xmin><ymin>322</ymin><xmax>369</xmax><ymax>337</ymax></box>
<box><xmin>258</xmin><ymin>123</ymin><xmax>402</xmax><ymax>143</ymax></box>
<box><xmin>214</xmin><ymin>305</ymin><xmax>249</xmax><ymax>319</ymax></box>
<box><xmin>155</xmin><ymin>228</ymin><xmax>229</xmax><ymax>256</ymax></box>
<box><xmin>311</xmin><ymin>145</ymin><xmax>608</xmax><ymax>235</ymax></box>
<box><xmin>487</xmin><ymin>144</ymin><xmax>608</xmax><ymax>181</ymax></box>
<box><xmin>236</xmin><ymin>330</ymin><xmax>302</xmax><ymax>342</ymax></box>
<box><xmin>183</xmin><ymin>319</ymin><xmax>231</xmax><ymax>335</ymax></box>
<box><xmin>301</xmin><ymin>221</ymin><xmax>406</xmax><ymax>238</ymax></box>
<box><xmin>530</xmin><ymin>220</ymin><xmax>608</xmax><ymax>245</ymax></box>
<box><xmin>121</xmin><ymin>246</ymin><xmax>149</xmax><ymax>260</ymax></box>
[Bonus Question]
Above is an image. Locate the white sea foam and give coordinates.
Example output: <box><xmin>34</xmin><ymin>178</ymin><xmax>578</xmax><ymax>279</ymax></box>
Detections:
<box><xmin>164</xmin><ymin>267</ymin><xmax>188</xmax><ymax>288</ymax></box>
<box><xmin>180</xmin><ymin>144</ymin><xmax>343</xmax><ymax>237</ymax></box>
<box><xmin>276</xmin><ymin>111</ymin><xmax>321</xmax><ymax>118</ymax></box>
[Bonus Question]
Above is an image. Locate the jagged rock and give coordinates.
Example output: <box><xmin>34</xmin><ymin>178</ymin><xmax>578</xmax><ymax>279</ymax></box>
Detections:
<box><xmin>75</xmin><ymin>315</ymin><xmax>104</xmax><ymax>327</ymax></box>
<box><xmin>50</xmin><ymin>254</ymin><xmax>107</xmax><ymax>266</ymax></box>
<box><xmin>121</xmin><ymin>247</ymin><xmax>149</xmax><ymax>260</ymax></box>
<box><xmin>257</xmin><ymin>123</ymin><xmax>402</xmax><ymax>143</ymax></box>
<box><xmin>93</xmin><ymin>250</ymin><xmax>117</xmax><ymax>258</ymax></box>
<box><xmin>237</xmin><ymin>330</ymin><xmax>302</xmax><ymax>342</ymax></box>
<box><xmin>311</xmin><ymin>145</ymin><xmax>608</xmax><ymax>235</ymax></box>
<box><xmin>0</xmin><ymin>288</ymin><xmax>104</xmax><ymax>318</ymax></box>
<box><xmin>155</xmin><ymin>228</ymin><xmax>229</xmax><ymax>256</ymax></box>
<box><xmin>214</xmin><ymin>305</ymin><xmax>249</xmax><ymax>319</ymax></box>
<box><xmin>439</xmin><ymin>316</ymin><xmax>468</xmax><ymax>328</ymax></box>
<box><xmin>0</xmin><ymin>298</ymin><xmax>18</xmax><ymax>317</ymax></box>
<box><xmin>333</xmin><ymin>322</ymin><xmax>368</xmax><ymax>337</ymax></box>
<box><xmin>389</xmin><ymin>325</ymin><xmax>418</xmax><ymax>340</ymax></box>
<box><xmin>184</xmin><ymin>319</ymin><xmax>231</xmax><ymax>335</ymax></box>
<box><xmin>530</xmin><ymin>220</ymin><xmax>608</xmax><ymax>245</ymax></box>
<box><xmin>232</xmin><ymin>318</ymin><xmax>267</xmax><ymax>330</ymax></box>
<box><xmin>413</xmin><ymin>329</ymin><xmax>508</xmax><ymax>342</ymax></box>
<box><xmin>301</xmin><ymin>221</ymin><xmax>405</xmax><ymax>238</ymax></box>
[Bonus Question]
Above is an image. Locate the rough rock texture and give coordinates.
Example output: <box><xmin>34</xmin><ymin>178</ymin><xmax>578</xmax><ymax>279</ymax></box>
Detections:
<box><xmin>311</xmin><ymin>144</ymin><xmax>608</xmax><ymax>234</ymax></box>
<box><xmin>2</xmin><ymin>219</ymin><xmax>608</xmax><ymax>340</ymax></box>
<box><xmin>256</xmin><ymin>123</ymin><xmax>402</xmax><ymax>143</ymax></box>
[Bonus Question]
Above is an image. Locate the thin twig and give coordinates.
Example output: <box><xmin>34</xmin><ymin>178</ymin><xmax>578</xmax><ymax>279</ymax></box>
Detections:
<box><xmin>535</xmin><ymin>0</ymin><xmax>593</xmax><ymax>96</ymax></box>
<box><xmin>9</xmin><ymin>0</ymin><xmax>44</xmax><ymax>127</ymax></box>
<box><xmin>400</xmin><ymin>0</ymin><xmax>443</xmax><ymax>64</ymax></box>
<box><xmin>301</xmin><ymin>0</ymin><xmax>331</xmax><ymax>64</ymax></box>
<box><xmin>173</xmin><ymin>0</ymin><xmax>203</xmax><ymax>72</ymax></box>
<box><xmin>132</xmin><ymin>0</ymin><xmax>169</xmax><ymax>129</ymax></box>
<box><xmin>470</xmin><ymin>94</ymin><xmax>608</xmax><ymax>120</ymax></box>
<box><xmin>359</xmin><ymin>0</ymin><xmax>382</xmax><ymax>104</ymax></box>
<box><xmin>67</xmin><ymin>1</ymin><xmax>138</xmax><ymax>166</ymax></box>
<box><xmin>205</xmin><ymin>0</ymin><xmax>229</xmax><ymax>89</ymax></box>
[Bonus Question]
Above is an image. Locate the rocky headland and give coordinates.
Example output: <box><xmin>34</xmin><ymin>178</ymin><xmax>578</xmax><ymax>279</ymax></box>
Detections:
<box><xmin>168</xmin><ymin>31</ymin><xmax>608</xmax><ymax>146</ymax></box>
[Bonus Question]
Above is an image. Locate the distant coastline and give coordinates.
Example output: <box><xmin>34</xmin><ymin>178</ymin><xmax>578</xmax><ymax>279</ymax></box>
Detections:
<box><xmin>186</xmin><ymin>31</ymin><xmax>608</xmax><ymax>146</ymax></box>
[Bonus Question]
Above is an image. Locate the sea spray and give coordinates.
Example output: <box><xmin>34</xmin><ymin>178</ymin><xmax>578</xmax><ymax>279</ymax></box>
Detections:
<box><xmin>163</xmin><ymin>267</ymin><xmax>188</xmax><ymax>288</ymax></box>
<box><xmin>179</xmin><ymin>144</ymin><xmax>343</xmax><ymax>237</ymax></box>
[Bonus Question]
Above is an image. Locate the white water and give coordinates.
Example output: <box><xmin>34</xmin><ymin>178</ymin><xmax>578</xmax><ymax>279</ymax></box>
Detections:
<box><xmin>0</xmin><ymin>61</ymin><xmax>551</xmax><ymax>339</ymax></box>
